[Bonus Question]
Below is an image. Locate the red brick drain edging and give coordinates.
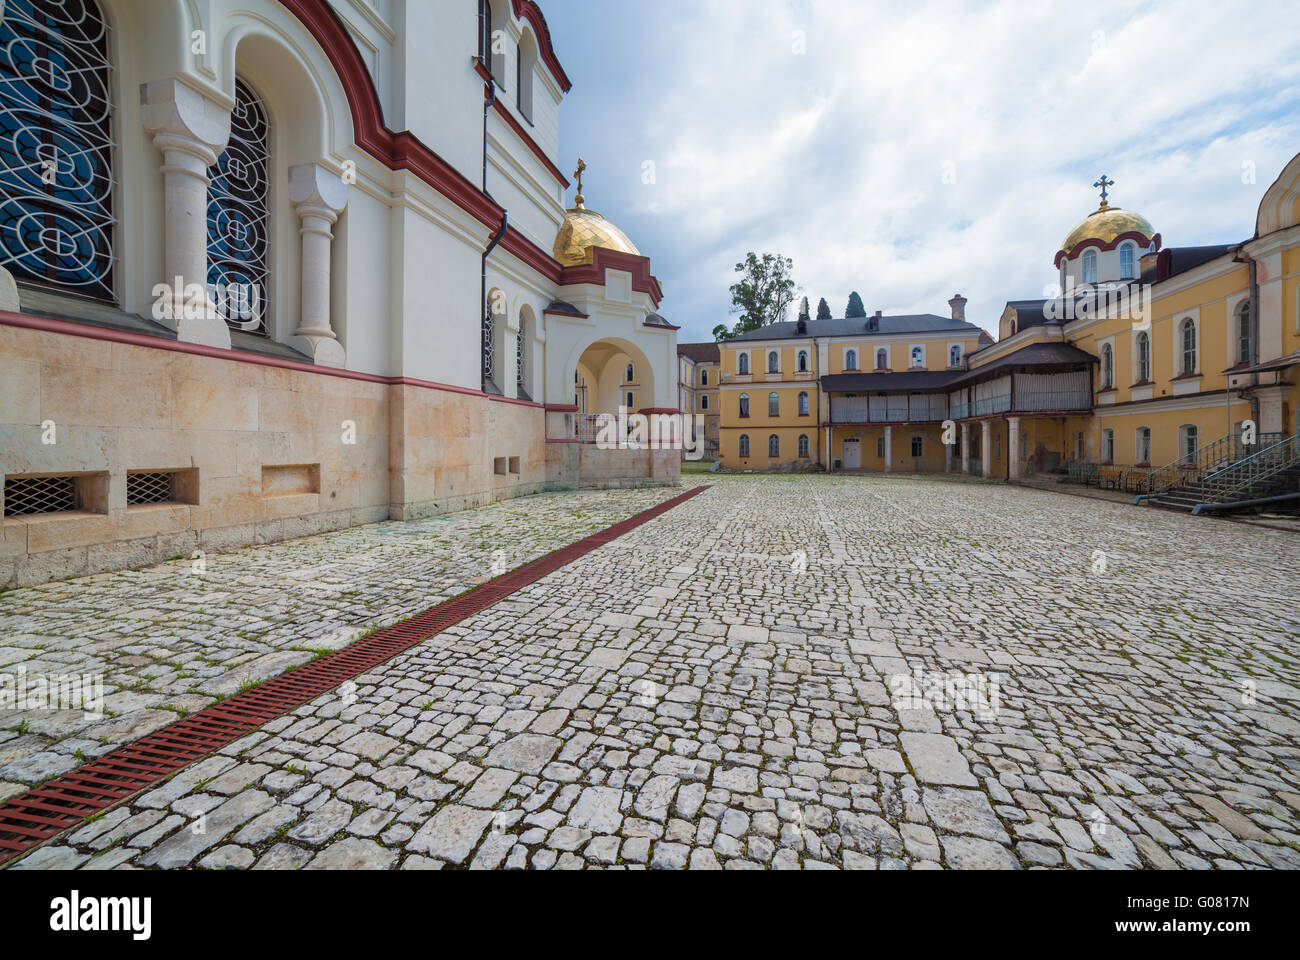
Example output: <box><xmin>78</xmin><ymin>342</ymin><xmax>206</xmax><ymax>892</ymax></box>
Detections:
<box><xmin>0</xmin><ymin>484</ymin><xmax>711</xmax><ymax>865</ymax></box>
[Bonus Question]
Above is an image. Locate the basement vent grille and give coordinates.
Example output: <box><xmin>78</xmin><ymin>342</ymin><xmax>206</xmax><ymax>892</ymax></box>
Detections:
<box><xmin>3</xmin><ymin>476</ymin><xmax>77</xmax><ymax>516</ymax></box>
<box><xmin>126</xmin><ymin>472</ymin><xmax>174</xmax><ymax>506</ymax></box>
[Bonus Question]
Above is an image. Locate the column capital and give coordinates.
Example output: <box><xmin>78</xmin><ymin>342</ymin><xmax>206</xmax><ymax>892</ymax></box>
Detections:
<box><xmin>289</xmin><ymin>163</ymin><xmax>349</xmax><ymax>218</ymax></box>
<box><xmin>142</xmin><ymin>78</ymin><xmax>231</xmax><ymax>157</ymax></box>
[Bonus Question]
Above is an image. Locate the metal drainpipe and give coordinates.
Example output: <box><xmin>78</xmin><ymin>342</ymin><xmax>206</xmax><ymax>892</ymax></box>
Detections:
<box><xmin>1233</xmin><ymin>250</ymin><xmax>1262</xmax><ymax>428</ymax></box>
<box><xmin>479</xmin><ymin>66</ymin><xmax>507</xmax><ymax>394</ymax></box>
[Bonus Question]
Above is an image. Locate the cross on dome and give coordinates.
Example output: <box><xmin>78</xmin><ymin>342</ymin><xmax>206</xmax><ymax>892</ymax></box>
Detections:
<box><xmin>1094</xmin><ymin>174</ymin><xmax>1115</xmax><ymax>209</ymax></box>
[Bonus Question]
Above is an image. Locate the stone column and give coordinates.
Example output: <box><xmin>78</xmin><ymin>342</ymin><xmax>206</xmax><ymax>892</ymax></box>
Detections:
<box><xmin>884</xmin><ymin>425</ymin><xmax>893</xmax><ymax>472</ymax></box>
<box><xmin>142</xmin><ymin>79</ymin><xmax>232</xmax><ymax>348</ymax></box>
<box><xmin>945</xmin><ymin>433</ymin><xmax>953</xmax><ymax>473</ymax></box>
<box><xmin>961</xmin><ymin>423</ymin><xmax>970</xmax><ymax>474</ymax></box>
<box><xmin>1008</xmin><ymin>417</ymin><xmax>1022</xmax><ymax>479</ymax></box>
<box><xmin>288</xmin><ymin>163</ymin><xmax>349</xmax><ymax>367</ymax></box>
<box><xmin>981</xmin><ymin>420</ymin><xmax>992</xmax><ymax>478</ymax></box>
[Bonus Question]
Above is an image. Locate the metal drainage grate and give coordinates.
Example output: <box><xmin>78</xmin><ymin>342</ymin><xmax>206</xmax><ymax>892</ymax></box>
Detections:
<box><xmin>126</xmin><ymin>472</ymin><xmax>174</xmax><ymax>506</ymax></box>
<box><xmin>3</xmin><ymin>475</ymin><xmax>76</xmax><ymax>517</ymax></box>
<box><xmin>0</xmin><ymin>484</ymin><xmax>710</xmax><ymax>865</ymax></box>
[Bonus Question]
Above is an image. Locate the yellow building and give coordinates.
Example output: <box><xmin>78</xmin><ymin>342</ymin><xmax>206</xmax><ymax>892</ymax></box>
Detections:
<box><xmin>716</xmin><ymin>150</ymin><xmax>1300</xmax><ymax>506</ymax></box>
<box><xmin>677</xmin><ymin>342</ymin><xmax>720</xmax><ymax>458</ymax></box>
<box><xmin>717</xmin><ymin>299</ymin><xmax>990</xmax><ymax>471</ymax></box>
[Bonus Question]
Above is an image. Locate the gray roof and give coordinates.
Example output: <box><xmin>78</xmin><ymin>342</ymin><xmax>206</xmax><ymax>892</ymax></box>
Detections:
<box><xmin>729</xmin><ymin>314</ymin><xmax>980</xmax><ymax>342</ymax></box>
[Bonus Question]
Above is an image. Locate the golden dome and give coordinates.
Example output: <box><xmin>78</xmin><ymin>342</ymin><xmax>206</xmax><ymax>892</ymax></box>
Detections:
<box><xmin>1060</xmin><ymin>203</ymin><xmax>1156</xmax><ymax>255</ymax></box>
<box><xmin>553</xmin><ymin>202</ymin><xmax>640</xmax><ymax>266</ymax></box>
<box><xmin>553</xmin><ymin>157</ymin><xmax>640</xmax><ymax>266</ymax></box>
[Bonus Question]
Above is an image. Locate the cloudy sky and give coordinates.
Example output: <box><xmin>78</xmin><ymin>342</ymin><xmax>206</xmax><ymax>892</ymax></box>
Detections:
<box><xmin>541</xmin><ymin>0</ymin><xmax>1300</xmax><ymax>342</ymax></box>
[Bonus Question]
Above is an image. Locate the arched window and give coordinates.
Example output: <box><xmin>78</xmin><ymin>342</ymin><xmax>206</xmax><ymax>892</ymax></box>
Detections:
<box><xmin>1119</xmin><ymin>243</ymin><xmax>1135</xmax><ymax>280</ymax></box>
<box><xmin>798</xmin><ymin>391</ymin><xmax>809</xmax><ymax>416</ymax></box>
<box><xmin>738</xmin><ymin>393</ymin><xmax>750</xmax><ymax>417</ymax></box>
<box><xmin>949</xmin><ymin>345</ymin><xmax>961</xmax><ymax>367</ymax></box>
<box><xmin>478</xmin><ymin>0</ymin><xmax>505</xmax><ymax>80</ymax></box>
<box><xmin>1180</xmin><ymin>318</ymin><xmax>1196</xmax><ymax>374</ymax></box>
<box><xmin>876</xmin><ymin>348</ymin><xmax>888</xmax><ymax>370</ymax></box>
<box><xmin>845</xmin><ymin>349</ymin><xmax>857</xmax><ymax>371</ymax></box>
<box><xmin>208</xmin><ymin>79</ymin><xmax>270</xmax><ymax>334</ymax></box>
<box><xmin>1136</xmin><ymin>331</ymin><xmax>1150</xmax><ymax>382</ymax></box>
<box><xmin>516</xmin><ymin>31</ymin><xmax>536</xmax><ymax>122</ymax></box>
<box><xmin>1136</xmin><ymin>426</ymin><xmax>1151</xmax><ymax>465</ymax></box>
<box><xmin>797</xmin><ymin>350</ymin><xmax>808</xmax><ymax>372</ymax></box>
<box><xmin>767</xmin><ymin>350</ymin><xmax>779</xmax><ymax>373</ymax></box>
<box><xmin>0</xmin><ymin>0</ymin><xmax>114</xmax><ymax>301</ymax></box>
<box><xmin>768</xmin><ymin>434</ymin><xmax>780</xmax><ymax>457</ymax></box>
<box><xmin>1101</xmin><ymin>343</ymin><xmax>1114</xmax><ymax>388</ymax></box>
<box><xmin>625</xmin><ymin>390</ymin><xmax>634</xmax><ymax>410</ymax></box>
<box><xmin>910</xmin><ymin>346</ymin><xmax>923</xmax><ymax>368</ymax></box>
<box><xmin>700</xmin><ymin>369</ymin><xmax>708</xmax><ymax>386</ymax></box>
<box><xmin>738</xmin><ymin>353</ymin><xmax>749</xmax><ymax>375</ymax></box>
<box><xmin>1082</xmin><ymin>248</ymin><xmax>1098</xmax><ymax>284</ymax></box>
<box><xmin>738</xmin><ymin>434</ymin><xmax>750</xmax><ymax>457</ymax></box>
<box><xmin>626</xmin><ymin>362</ymin><xmax>635</xmax><ymax>382</ymax></box>
<box><xmin>1236</xmin><ymin>300</ymin><xmax>1252</xmax><ymax>364</ymax></box>
<box><xmin>798</xmin><ymin>434</ymin><xmax>810</xmax><ymax>458</ymax></box>
<box><xmin>700</xmin><ymin>394</ymin><xmax>708</xmax><ymax>410</ymax></box>
<box><xmin>768</xmin><ymin>392</ymin><xmax>779</xmax><ymax>416</ymax></box>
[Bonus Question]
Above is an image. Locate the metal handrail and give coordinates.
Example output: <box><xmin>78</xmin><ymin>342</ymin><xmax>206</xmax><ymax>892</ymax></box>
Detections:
<box><xmin>1197</xmin><ymin>431</ymin><xmax>1300</xmax><ymax>502</ymax></box>
<box><xmin>1146</xmin><ymin>432</ymin><xmax>1286</xmax><ymax>494</ymax></box>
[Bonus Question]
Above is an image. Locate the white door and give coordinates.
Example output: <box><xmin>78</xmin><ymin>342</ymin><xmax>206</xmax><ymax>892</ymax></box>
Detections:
<box><xmin>842</xmin><ymin>438</ymin><xmax>861</xmax><ymax>469</ymax></box>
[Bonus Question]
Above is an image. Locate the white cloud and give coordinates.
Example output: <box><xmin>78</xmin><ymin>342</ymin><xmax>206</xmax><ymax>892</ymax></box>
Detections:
<box><xmin>551</xmin><ymin>0</ymin><xmax>1300</xmax><ymax>340</ymax></box>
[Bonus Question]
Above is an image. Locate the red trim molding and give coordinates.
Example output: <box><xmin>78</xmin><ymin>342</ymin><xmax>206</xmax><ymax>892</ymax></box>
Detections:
<box><xmin>544</xmin><ymin>403</ymin><xmax>579</xmax><ymax>412</ymax></box>
<box><xmin>512</xmin><ymin>0</ymin><xmax>572</xmax><ymax>92</ymax></box>
<box><xmin>277</xmin><ymin>0</ymin><xmax>566</xmax><ymax>282</ymax></box>
<box><xmin>638</xmin><ymin>408</ymin><xmax>681</xmax><ymax>416</ymax></box>
<box><xmin>560</xmin><ymin>247</ymin><xmax>664</xmax><ymax>307</ymax></box>
<box><xmin>0</xmin><ymin>310</ymin><xmax>542</xmax><ymax>408</ymax></box>
<box><xmin>1054</xmin><ymin>231</ymin><xmax>1162</xmax><ymax>268</ymax></box>
<box><xmin>475</xmin><ymin>61</ymin><xmax>568</xmax><ymax>188</ymax></box>
<box><xmin>492</xmin><ymin>97</ymin><xmax>569</xmax><ymax>188</ymax></box>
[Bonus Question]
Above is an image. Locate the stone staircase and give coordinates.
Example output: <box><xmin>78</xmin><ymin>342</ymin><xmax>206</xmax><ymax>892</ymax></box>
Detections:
<box><xmin>1140</xmin><ymin>431</ymin><xmax>1300</xmax><ymax>513</ymax></box>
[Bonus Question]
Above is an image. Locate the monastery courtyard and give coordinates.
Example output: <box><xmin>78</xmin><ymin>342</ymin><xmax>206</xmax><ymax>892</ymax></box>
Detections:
<box><xmin>3</xmin><ymin>475</ymin><xmax>1299</xmax><ymax>871</ymax></box>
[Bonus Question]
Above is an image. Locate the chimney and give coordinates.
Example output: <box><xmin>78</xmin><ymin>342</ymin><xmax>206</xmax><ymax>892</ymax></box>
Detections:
<box><xmin>867</xmin><ymin>310</ymin><xmax>881</xmax><ymax>332</ymax></box>
<box><xmin>949</xmin><ymin>294</ymin><xmax>968</xmax><ymax>322</ymax></box>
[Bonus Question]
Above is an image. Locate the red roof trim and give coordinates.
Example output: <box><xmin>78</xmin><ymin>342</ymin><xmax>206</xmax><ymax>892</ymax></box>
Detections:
<box><xmin>560</xmin><ymin>247</ymin><xmax>663</xmax><ymax>307</ymax></box>
<box><xmin>1054</xmin><ymin>231</ymin><xmax>1162</xmax><ymax>268</ymax></box>
<box><xmin>278</xmin><ymin>0</ymin><xmax>565</xmax><ymax>281</ymax></box>
<box><xmin>512</xmin><ymin>0</ymin><xmax>572</xmax><ymax>93</ymax></box>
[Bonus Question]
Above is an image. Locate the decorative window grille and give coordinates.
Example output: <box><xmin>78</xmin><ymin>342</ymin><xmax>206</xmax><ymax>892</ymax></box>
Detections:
<box><xmin>0</xmin><ymin>0</ymin><xmax>115</xmax><ymax>301</ymax></box>
<box><xmin>207</xmin><ymin>78</ymin><xmax>269</xmax><ymax>334</ymax></box>
<box><xmin>768</xmin><ymin>434</ymin><xmax>779</xmax><ymax>457</ymax></box>
<box><xmin>4</xmin><ymin>474</ymin><xmax>76</xmax><ymax>516</ymax></box>
<box><xmin>126</xmin><ymin>472</ymin><xmax>173</xmax><ymax>506</ymax></box>
<box><xmin>482</xmin><ymin>310</ymin><xmax>495</xmax><ymax>382</ymax></box>
<box><xmin>738</xmin><ymin>434</ymin><xmax>750</xmax><ymax>457</ymax></box>
<box><xmin>516</xmin><ymin>330</ymin><xmax>524</xmax><ymax>385</ymax></box>
<box><xmin>768</xmin><ymin>392</ymin><xmax>779</xmax><ymax>417</ymax></box>
<box><xmin>798</xmin><ymin>434</ymin><xmax>809</xmax><ymax>458</ymax></box>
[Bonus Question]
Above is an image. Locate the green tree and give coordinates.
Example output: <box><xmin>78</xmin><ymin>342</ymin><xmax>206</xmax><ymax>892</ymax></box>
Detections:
<box><xmin>845</xmin><ymin>292</ymin><xmax>867</xmax><ymax>318</ymax></box>
<box><xmin>712</xmin><ymin>323</ymin><xmax>735</xmax><ymax>342</ymax></box>
<box><xmin>816</xmin><ymin>297</ymin><xmax>832</xmax><ymax>320</ymax></box>
<box><xmin>720</xmin><ymin>252</ymin><xmax>797</xmax><ymax>338</ymax></box>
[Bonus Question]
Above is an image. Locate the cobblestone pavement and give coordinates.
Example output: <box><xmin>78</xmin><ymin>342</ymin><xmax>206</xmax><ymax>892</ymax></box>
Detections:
<box><xmin>7</xmin><ymin>474</ymin><xmax>1300</xmax><ymax>870</ymax></box>
<box><xmin>0</xmin><ymin>487</ymin><xmax>683</xmax><ymax>798</ymax></box>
